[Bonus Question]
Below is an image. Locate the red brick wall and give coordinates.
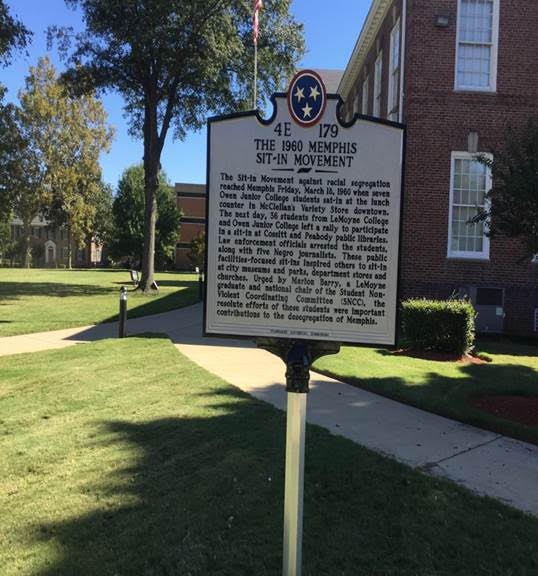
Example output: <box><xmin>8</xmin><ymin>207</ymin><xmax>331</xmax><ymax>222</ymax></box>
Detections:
<box><xmin>175</xmin><ymin>183</ymin><xmax>206</xmax><ymax>269</ymax></box>
<box><xmin>178</xmin><ymin>197</ymin><xmax>205</xmax><ymax>218</ymax></box>
<box><xmin>180</xmin><ymin>222</ymin><xmax>204</xmax><ymax>244</ymax></box>
<box><xmin>402</xmin><ymin>0</ymin><xmax>538</xmax><ymax>333</ymax></box>
<box><xmin>344</xmin><ymin>0</ymin><xmax>538</xmax><ymax>334</ymax></box>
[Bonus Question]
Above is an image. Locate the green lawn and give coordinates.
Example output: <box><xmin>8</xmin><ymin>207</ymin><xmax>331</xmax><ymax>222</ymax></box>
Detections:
<box><xmin>314</xmin><ymin>340</ymin><xmax>538</xmax><ymax>445</ymax></box>
<box><xmin>1</xmin><ymin>337</ymin><xmax>537</xmax><ymax>575</ymax></box>
<box><xmin>0</xmin><ymin>268</ymin><xmax>199</xmax><ymax>336</ymax></box>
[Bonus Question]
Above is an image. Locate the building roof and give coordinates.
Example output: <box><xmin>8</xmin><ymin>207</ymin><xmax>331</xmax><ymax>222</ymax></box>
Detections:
<box><xmin>338</xmin><ymin>0</ymin><xmax>393</xmax><ymax>99</ymax></box>
<box><xmin>313</xmin><ymin>69</ymin><xmax>344</xmax><ymax>94</ymax></box>
<box><xmin>11</xmin><ymin>216</ymin><xmax>48</xmax><ymax>227</ymax></box>
<box><xmin>174</xmin><ymin>182</ymin><xmax>206</xmax><ymax>196</ymax></box>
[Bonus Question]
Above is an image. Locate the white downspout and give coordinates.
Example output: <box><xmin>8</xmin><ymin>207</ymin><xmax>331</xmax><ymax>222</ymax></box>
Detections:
<box><xmin>399</xmin><ymin>0</ymin><xmax>407</xmax><ymax>122</ymax></box>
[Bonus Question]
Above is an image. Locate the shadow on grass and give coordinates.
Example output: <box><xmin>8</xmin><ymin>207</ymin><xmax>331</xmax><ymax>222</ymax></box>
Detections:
<box><xmin>50</xmin><ymin>268</ymin><xmax>127</xmax><ymax>273</ymax></box>
<box><xmin>30</xmin><ymin>387</ymin><xmax>538</xmax><ymax>576</ymax></box>
<box><xmin>476</xmin><ymin>335</ymin><xmax>538</xmax><ymax>357</ymax></box>
<box><xmin>0</xmin><ymin>282</ymin><xmax>113</xmax><ymax>301</ymax></box>
<box><xmin>63</xmin><ymin>307</ymin><xmax>253</xmax><ymax>351</ymax></box>
<box><xmin>100</xmin><ymin>284</ymin><xmax>200</xmax><ymax>324</ymax></box>
<box><xmin>111</xmin><ymin>278</ymin><xmax>198</xmax><ymax>288</ymax></box>
<box><xmin>316</xmin><ymin>351</ymin><xmax>538</xmax><ymax>445</ymax></box>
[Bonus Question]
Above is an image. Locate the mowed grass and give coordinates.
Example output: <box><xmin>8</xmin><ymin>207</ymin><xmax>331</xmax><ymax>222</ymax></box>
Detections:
<box><xmin>1</xmin><ymin>338</ymin><xmax>538</xmax><ymax>575</ymax></box>
<box><xmin>314</xmin><ymin>340</ymin><xmax>538</xmax><ymax>444</ymax></box>
<box><xmin>0</xmin><ymin>268</ymin><xmax>199</xmax><ymax>336</ymax></box>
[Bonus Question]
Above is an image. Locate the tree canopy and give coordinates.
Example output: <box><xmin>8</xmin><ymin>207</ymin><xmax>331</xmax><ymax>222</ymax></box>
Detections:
<box><xmin>18</xmin><ymin>57</ymin><xmax>114</xmax><ymax>266</ymax></box>
<box><xmin>109</xmin><ymin>164</ymin><xmax>181</xmax><ymax>270</ymax></box>
<box><xmin>0</xmin><ymin>0</ymin><xmax>31</xmax><ymax>220</ymax></box>
<box><xmin>474</xmin><ymin>120</ymin><xmax>538</xmax><ymax>259</ymax></box>
<box><xmin>51</xmin><ymin>0</ymin><xmax>304</xmax><ymax>290</ymax></box>
<box><xmin>0</xmin><ymin>0</ymin><xmax>30</xmax><ymax>67</ymax></box>
<box><xmin>188</xmin><ymin>231</ymin><xmax>206</xmax><ymax>271</ymax></box>
<box><xmin>3</xmin><ymin>108</ymin><xmax>45</xmax><ymax>267</ymax></box>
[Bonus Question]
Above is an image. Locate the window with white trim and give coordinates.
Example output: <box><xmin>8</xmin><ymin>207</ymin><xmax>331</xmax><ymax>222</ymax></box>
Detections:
<box><xmin>388</xmin><ymin>19</ymin><xmax>400</xmax><ymax>121</ymax></box>
<box><xmin>362</xmin><ymin>75</ymin><xmax>369</xmax><ymax>115</ymax></box>
<box><xmin>448</xmin><ymin>152</ymin><xmax>491</xmax><ymax>259</ymax></box>
<box><xmin>373</xmin><ymin>51</ymin><xmax>383</xmax><ymax>117</ymax></box>
<box><xmin>455</xmin><ymin>0</ymin><xmax>499</xmax><ymax>91</ymax></box>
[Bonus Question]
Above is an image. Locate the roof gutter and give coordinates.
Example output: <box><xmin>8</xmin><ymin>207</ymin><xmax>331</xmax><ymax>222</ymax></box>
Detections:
<box><xmin>337</xmin><ymin>0</ymin><xmax>393</xmax><ymax>99</ymax></box>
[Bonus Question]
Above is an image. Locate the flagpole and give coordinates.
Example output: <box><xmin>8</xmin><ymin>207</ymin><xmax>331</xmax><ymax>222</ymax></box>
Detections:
<box><xmin>253</xmin><ymin>0</ymin><xmax>262</xmax><ymax>110</ymax></box>
<box><xmin>253</xmin><ymin>39</ymin><xmax>258</xmax><ymax>109</ymax></box>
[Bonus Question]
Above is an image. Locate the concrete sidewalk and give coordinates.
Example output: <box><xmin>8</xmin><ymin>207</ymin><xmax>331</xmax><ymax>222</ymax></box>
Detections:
<box><xmin>1</xmin><ymin>303</ymin><xmax>537</xmax><ymax>517</ymax></box>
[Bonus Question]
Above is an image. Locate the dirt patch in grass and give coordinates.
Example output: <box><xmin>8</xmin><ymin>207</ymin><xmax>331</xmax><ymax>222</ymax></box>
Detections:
<box><xmin>392</xmin><ymin>349</ymin><xmax>488</xmax><ymax>365</ymax></box>
<box><xmin>472</xmin><ymin>396</ymin><xmax>538</xmax><ymax>428</ymax></box>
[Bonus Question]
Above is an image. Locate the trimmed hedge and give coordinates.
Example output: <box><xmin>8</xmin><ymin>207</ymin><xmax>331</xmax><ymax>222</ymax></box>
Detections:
<box><xmin>401</xmin><ymin>298</ymin><xmax>476</xmax><ymax>356</ymax></box>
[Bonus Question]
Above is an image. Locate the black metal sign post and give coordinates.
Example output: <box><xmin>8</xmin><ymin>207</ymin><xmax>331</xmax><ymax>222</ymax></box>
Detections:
<box><xmin>118</xmin><ymin>286</ymin><xmax>127</xmax><ymax>338</ymax></box>
<box><xmin>257</xmin><ymin>339</ymin><xmax>340</xmax><ymax>576</ymax></box>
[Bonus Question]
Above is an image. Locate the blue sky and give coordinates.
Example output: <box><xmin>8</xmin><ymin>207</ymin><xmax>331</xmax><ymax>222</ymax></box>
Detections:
<box><xmin>3</xmin><ymin>1</ymin><xmax>368</xmax><ymax>189</ymax></box>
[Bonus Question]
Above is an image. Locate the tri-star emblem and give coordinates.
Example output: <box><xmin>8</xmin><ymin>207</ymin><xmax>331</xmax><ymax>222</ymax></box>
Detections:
<box><xmin>287</xmin><ymin>70</ymin><xmax>327</xmax><ymax>127</ymax></box>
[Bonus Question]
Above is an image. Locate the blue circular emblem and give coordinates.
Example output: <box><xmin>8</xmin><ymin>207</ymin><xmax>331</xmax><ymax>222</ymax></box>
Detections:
<box><xmin>287</xmin><ymin>70</ymin><xmax>327</xmax><ymax>128</ymax></box>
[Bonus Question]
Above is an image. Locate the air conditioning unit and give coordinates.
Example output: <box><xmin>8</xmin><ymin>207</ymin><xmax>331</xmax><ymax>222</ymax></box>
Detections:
<box><xmin>457</xmin><ymin>286</ymin><xmax>504</xmax><ymax>333</ymax></box>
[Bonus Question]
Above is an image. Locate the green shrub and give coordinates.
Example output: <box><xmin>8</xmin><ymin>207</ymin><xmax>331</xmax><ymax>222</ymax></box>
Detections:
<box><xmin>401</xmin><ymin>298</ymin><xmax>476</xmax><ymax>356</ymax></box>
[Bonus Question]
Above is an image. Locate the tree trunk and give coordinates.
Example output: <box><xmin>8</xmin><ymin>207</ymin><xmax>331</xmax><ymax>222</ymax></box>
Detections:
<box><xmin>141</xmin><ymin>156</ymin><xmax>158</xmax><ymax>292</ymax></box>
<box><xmin>67</xmin><ymin>226</ymin><xmax>72</xmax><ymax>269</ymax></box>
<box><xmin>23</xmin><ymin>219</ymin><xmax>32</xmax><ymax>269</ymax></box>
<box><xmin>140</xmin><ymin>91</ymin><xmax>161</xmax><ymax>293</ymax></box>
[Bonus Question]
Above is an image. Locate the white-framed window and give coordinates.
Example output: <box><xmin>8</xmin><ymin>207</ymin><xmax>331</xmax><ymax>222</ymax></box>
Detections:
<box><xmin>388</xmin><ymin>19</ymin><xmax>400</xmax><ymax>121</ymax></box>
<box><xmin>448</xmin><ymin>152</ymin><xmax>491</xmax><ymax>259</ymax></box>
<box><xmin>361</xmin><ymin>75</ymin><xmax>369</xmax><ymax>115</ymax></box>
<box><xmin>455</xmin><ymin>0</ymin><xmax>500</xmax><ymax>92</ymax></box>
<box><xmin>373</xmin><ymin>51</ymin><xmax>383</xmax><ymax>117</ymax></box>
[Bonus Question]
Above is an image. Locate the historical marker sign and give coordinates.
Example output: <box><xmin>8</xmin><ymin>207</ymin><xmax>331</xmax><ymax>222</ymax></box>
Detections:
<box><xmin>205</xmin><ymin>70</ymin><xmax>405</xmax><ymax>345</ymax></box>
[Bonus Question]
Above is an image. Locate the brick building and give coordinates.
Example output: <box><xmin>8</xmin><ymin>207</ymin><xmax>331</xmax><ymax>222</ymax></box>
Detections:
<box><xmin>8</xmin><ymin>216</ymin><xmax>103</xmax><ymax>267</ymax></box>
<box><xmin>338</xmin><ymin>0</ymin><xmax>538</xmax><ymax>334</ymax></box>
<box><xmin>175</xmin><ymin>182</ymin><xmax>206</xmax><ymax>269</ymax></box>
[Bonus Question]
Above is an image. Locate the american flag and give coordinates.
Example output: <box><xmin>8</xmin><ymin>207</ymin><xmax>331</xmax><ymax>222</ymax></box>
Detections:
<box><xmin>253</xmin><ymin>0</ymin><xmax>263</xmax><ymax>44</ymax></box>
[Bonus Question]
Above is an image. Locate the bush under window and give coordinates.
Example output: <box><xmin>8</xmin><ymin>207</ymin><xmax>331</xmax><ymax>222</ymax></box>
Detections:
<box><xmin>401</xmin><ymin>298</ymin><xmax>476</xmax><ymax>356</ymax></box>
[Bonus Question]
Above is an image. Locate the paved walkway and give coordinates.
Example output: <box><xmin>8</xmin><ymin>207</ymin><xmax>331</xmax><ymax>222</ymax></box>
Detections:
<box><xmin>1</xmin><ymin>303</ymin><xmax>537</xmax><ymax>517</ymax></box>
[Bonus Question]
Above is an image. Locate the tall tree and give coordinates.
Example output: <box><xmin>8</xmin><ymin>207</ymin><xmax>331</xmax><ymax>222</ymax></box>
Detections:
<box><xmin>473</xmin><ymin>120</ymin><xmax>538</xmax><ymax>259</ymax></box>
<box><xmin>0</xmin><ymin>211</ymin><xmax>11</xmax><ymax>261</ymax></box>
<box><xmin>110</xmin><ymin>165</ymin><xmax>181</xmax><ymax>270</ymax></box>
<box><xmin>5</xmin><ymin>110</ymin><xmax>45</xmax><ymax>267</ymax></box>
<box><xmin>18</xmin><ymin>57</ymin><xmax>114</xmax><ymax>268</ymax></box>
<box><xmin>51</xmin><ymin>0</ymin><xmax>304</xmax><ymax>291</ymax></box>
<box><xmin>0</xmin><ymin>0</ymin><xmax>31</xmax><ymax>218</ymax></box>
<box><xmin>0</xmin><ymin>98</ymin><xmax>20</xmax><ymax>221</ymax></box>
<box><xmin>92</xmin><ymin>181</ymin><xmax>114</xmax><ymax>246</ymax></box>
